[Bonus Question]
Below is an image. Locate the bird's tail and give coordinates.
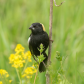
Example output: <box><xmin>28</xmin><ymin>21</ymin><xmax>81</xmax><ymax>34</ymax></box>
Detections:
<box><xmin>39</xmin><ymin>53</ymin><xmax>48</xmax><ymax>72</ymax></box>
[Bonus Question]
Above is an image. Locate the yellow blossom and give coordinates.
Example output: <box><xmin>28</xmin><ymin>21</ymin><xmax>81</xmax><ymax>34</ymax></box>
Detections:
<box><xmin>9</xmin><ymin>54</ymin><xmax>15</xmax><ymax>63</ymax></box>
<box><xmin>0</xmin><ymin>69</ymin><xmax>9</xmax><ymax>78</ymax></box>
<box><xmin>9</xmin><ymin>44</ymin><xmax>32</xmax><ymax>69</ymax></box>
<box><xmin>22</xmin><ymin>65</ymin><xmax>37</xmax><ymax>78</ymax></box>
<box><xmin>9</xmin><ymin>80</ymin><xmax>12</xmax><ymax>83</ymax></box>
<box><xmin>24</xmin><ymin>51</ymin><xmax>32</xmax><ymax>62</ymax></box>
<box><xmin>15</xmin><ymin>44</ymin><xmax>24</xmax><ymax>53</ymax></box>
<box><xmin>9</xmin><ymin>54</ymin><xmax>25</xmax><ymax>68</ymax></box>
<box><xmin>27</xmin><ymin>76</ymin><xmax>32</xmax><ymax>78</ymax></box>
<box><xmin>0</xmin><ymin>81</ymin><xmax>2</xmax><ymax>84</ymax></box>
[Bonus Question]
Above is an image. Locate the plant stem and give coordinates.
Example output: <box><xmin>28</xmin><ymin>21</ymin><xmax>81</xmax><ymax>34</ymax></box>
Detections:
<box><xmin>48</xmin><ymin>0</ymin><xmax>53</xmax><ymax>63</ymax></box>
<box><xmin>46</xmin><ymin>0</ymin><xmax>53</xmax><ymax>84</ymax></box>
<box><xmin>16</xmin><ymin>68</ymin><xmax>22</xmax><ymax>84</ymax></box>
<box><xmin>34</xmin><ymin>65</ymin><xmax>39</xmax><ymax>84</ymax></box>
<box><xmin>22</xmin><ymin>59</ymin><xmax>28</xmax><ymax>74</ymax></box>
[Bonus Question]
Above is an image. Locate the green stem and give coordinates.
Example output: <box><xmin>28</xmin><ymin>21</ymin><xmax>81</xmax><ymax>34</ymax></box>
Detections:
<box><xmin>22</xmin><ymin>59</ymin><xmax>28</xmax><ymax>74</ymax></box>
<box><xmin>26</xmin><ymin>78</ymin><xmax>28</xmax><ymax>84</ymax></box>
<box><xmin>1</xmin><ymin>77</ymin><xmax>6</xmax><ymax>84</ymax></box>
<box><xmin>16</xmin><ymin>68</ymin><xmax>22</xmax><ymax>84</ymax></box>
<box><xmin>34</xmin><ymin>65</ymin><xmax>39</xmax><ymax>84</ymax></box>
<box><xmin>60</xmin><ymin>61</ymin><xmax>62</xmax><ymax>68</ymax></box>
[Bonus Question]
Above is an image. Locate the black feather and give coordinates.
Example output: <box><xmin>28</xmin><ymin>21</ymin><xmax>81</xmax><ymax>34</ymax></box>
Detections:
<box><xmin>28</xmin><ymin>23</ymin><xmax>49</xmax><ymax>72</ymax></box>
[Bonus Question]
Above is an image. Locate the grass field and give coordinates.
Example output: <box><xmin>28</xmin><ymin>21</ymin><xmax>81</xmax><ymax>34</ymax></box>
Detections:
<box><xmin>0</xmin><ymin>0</ymin><xmax>84</xmax><ymax>84</ymax></box>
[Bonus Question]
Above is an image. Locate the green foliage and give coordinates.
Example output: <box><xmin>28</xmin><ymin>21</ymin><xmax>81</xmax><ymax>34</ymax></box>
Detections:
<box><xmin>38</xmin><ymin>43</ymin><xmax>44</xmax><ymax>54</ymax></box>
<box><xmin>59</xmin><ymin>79</ymin><xmax>72</xmax><ymax>84</ymax></box>
<box><xmin>36</xmin><ymin>43</ymin><xmax>45</xmax><ymax>63</ymax></box>
<box><xmin>37</xmin><ymin>54</ymin><xmax>45</xmax><ymax>63</ymax></box>
<box><xmin>56</xmin><ymin>51</ymin><xmax>62</xmax><ymax>61</ymax></box>
<box><xmin>49</xmin><ymin>51</ymin><xmax>72</xmax><ymax>84</ymax></box>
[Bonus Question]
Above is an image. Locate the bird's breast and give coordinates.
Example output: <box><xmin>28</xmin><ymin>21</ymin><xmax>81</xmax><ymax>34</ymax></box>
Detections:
<box><xmin>29</xmin><ymin>33</ymin><xmax>49</xmax><ymax>56</ymax></box>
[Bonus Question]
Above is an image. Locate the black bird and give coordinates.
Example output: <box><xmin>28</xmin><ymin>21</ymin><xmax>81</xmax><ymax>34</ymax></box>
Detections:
<box><xmin>28</xmin><ymin>23</ymin><xmax>49</xmax><ymax>72</ymax></box>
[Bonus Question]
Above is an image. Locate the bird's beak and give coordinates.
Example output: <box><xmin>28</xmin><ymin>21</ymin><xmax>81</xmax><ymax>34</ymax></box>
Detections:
<box><xmin>29</xmin><ymin>25</ymin><xmax>33</xmax><ymax>30</ymax></box>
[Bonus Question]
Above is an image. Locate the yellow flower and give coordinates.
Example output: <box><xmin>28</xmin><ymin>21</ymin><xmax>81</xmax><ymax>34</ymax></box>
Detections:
<box><xmin>9</xmin><ymin>44</ymin><xmax>32</xmax><ymax>69</ymax></box>
<box><xmin>15</xmin><ymin>44</ymin><xmax>24</xmax><ymax>53</ymax></box>
<box><xmin>22</xmin><ymin>65</ymin><xmax>37</xmax><ymax>78</ymax></box>
<box><xmin>0</xmin><ymin>69</ymin><xmax>9</xmax><ymax>78</ymax></box>
<box><xmin>24</xmin><ymin>51</ymin><xmax>32</xmax><ymax>62</ymax></box>
<box><xmin>9</xmin><ymin>53</ymin><xmax>25</xmax><ymax>68</ymax></box>
<box><xmin>9</xmin><ymin>80</ymin><xmax>12</xmax><ymax>83</ymax></box>
<box><xmin>0</xmin><ymin>70</ymin><xmax>12</xmax><ymax>83</ymax></box>
<box><xmin>27</xmin><ymin>76</ymin><xmax>32</xmax><ymax>78</ymax></box>
<box><xmin>9</xmin><ymin>54</ymin><xmax>15</xmax><ymax>63</ymax></box>
<box><xmin>0</xmin><ymin>81</ymin><xmax>2</xmax><ymax>84</ymax></box>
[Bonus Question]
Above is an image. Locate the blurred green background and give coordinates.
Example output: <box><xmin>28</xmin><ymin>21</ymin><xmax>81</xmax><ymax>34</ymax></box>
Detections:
<box><xmin>0</xmin><ymin>0</ymin><xmax>84</xmax><ymax>84</ymax></box>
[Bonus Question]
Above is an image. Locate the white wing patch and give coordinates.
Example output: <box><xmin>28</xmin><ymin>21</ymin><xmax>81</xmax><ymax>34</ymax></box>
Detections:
<box><xmin>28</xmin><ymin>37</ymin><xmax>31</xmax><ymax>45</ymax></box>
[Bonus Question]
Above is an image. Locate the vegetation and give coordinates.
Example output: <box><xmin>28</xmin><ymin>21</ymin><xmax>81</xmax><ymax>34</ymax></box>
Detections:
<box><xmin>0</xmin><ymin>0</ymin><xmax>84</xmax><ymax>84</ymax></box>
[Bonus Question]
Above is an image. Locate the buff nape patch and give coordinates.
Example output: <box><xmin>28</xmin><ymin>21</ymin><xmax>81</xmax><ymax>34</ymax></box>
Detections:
<box><xmin>40</xmin><ymin>23</ymin><xmax>45</xmax><ymax>31</ymax></box>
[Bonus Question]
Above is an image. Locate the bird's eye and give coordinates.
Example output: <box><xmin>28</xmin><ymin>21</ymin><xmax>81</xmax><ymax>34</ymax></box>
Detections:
<box><xmin>33</xmin><ymin>25</ymin><xmax>36</xmax><ymax>28</ymax></box>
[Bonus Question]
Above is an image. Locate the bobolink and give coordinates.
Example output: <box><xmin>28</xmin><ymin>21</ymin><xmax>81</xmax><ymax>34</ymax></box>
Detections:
<box><xmin>28</xmin><ymin>23</ymin><xmax>49</xmax><ymax>72</ymax></box>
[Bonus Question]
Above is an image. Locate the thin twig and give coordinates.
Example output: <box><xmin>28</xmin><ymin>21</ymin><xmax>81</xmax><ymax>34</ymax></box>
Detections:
<box><xmin>49</xmin><ymin>39</ymin><xmax>54</xmax><ymax>43</ymax></box>
<box><xmin>16</xmin><ymin>69</ymin><xmax>22</xmax><ymax>84</ymax></box>
<box><xmin>54</xmin><ymin>0</ymin><xmax>65</xmax><ymax>7</ymax></box>
<box><xmin>46</xmin><ymin>0</ymin><xmax>53</xmax><ymax>84</ymax></box>
<box><xmin>51</xmin><ymin>76</ymin><xmax>52</xmax><ymax>84</ymax></box>
<box><xmin>46</xmin><ymin>0</ymin><xmax>64</xmax><ymax>84</ymax></box>
<box><xmin>42</xmin><ymin>61</ymin><xmax>47</xmax><ymax>68</ymax></box>
<box><xmin>48</xmin><ymin>0</ymin><xmax>53</xmax><ymax>65</ymax></box>
<box><xmin>22</xmin><ymin>58</ymin><xmax>28</xmax><ymax>74</ymax></box>
<box><xmin>33</xmin><ymin>55</ymin><xmax>39</xmax><ymax>64</ymax></box>
<box><xmin>34</xmin><ymin>65</ymin><xmax>39</xmax><ymax>84</ymax></box>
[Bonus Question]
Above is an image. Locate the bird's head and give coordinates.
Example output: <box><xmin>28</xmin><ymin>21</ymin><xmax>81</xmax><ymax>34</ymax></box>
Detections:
<box><xmin>29</xmin><ymin>23</ymin><xmax>45</xmax><ymax>34</ymax></box>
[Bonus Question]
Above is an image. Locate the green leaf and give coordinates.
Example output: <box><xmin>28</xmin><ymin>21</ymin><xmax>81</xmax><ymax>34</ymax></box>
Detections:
<box><xmin>58</xmin><ymin>68</ymin><xmax>65</xmax><ymax>75</ymax></box>
<box><xmin>37</xmin><ymin>54</ymin><xmax>45</xmax><ymax>63</ymax></box>
<box><xmin>38</xmin><ymin>43</ymin><xmax>44</xmax><ymax>53</ymax></box>
<box><xmin>56</xmin><ymin>51</ymin><xmax>62</xmax><ymax>61</ymax></box>
<box><xmin>59</xmin><ymin>79</ymin><xmax>72</xmax><ymax>84</ymax></box>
